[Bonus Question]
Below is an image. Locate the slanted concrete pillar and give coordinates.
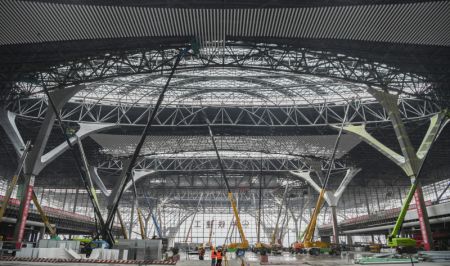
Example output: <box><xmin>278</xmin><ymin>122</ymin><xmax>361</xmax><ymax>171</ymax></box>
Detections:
<box><xmin>0</xmin><ymin>110</ymin><xmax>25</xmax><ymax>158</ymax></box>
<box><xmin>73</xmin><ymin>188</ymin><xmax>79</xmax><ymax>213</ymax></box>
<box><xmin>330</xmin><ymin>206</ymin><xmax>339</xmax><ymax>244</ymax></box>
<box><xmin>2</xmin><ymin>88</ymin><xmax>116</xmax><ymax>248</ymax></box>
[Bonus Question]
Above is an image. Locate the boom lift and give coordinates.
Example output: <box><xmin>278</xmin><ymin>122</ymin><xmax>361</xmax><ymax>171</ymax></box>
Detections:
<box><xmin>203</xmin><ymin>111</ymin><xmax>249</xmax><ymax>252</ymax></box>
<box><xmin>31</xmin><ymin>191</ymin><xmax>57</xmax><ymax>238</ymax></box>
<box><xmin>269</xmin><ymin>184</ymin><xmax>289</xmax><ymax>255</ymax></box>
<box><xmin>387</xmin><ymin>112</ymin><xmax>448</xmax><ymax>252</ymax></box>
<box><xmin>386</xmin><ymin>181</ymin><xmax>418</xmax><ymax>252</ymax></box>
<box><xmin>253</xmin><ymin>158</ymin><xmax>272</xmax><ymax>254</ymax></box>
<box><xmin>292</xmin><ymin>105</ymin><xmax>349</xmax><ymax>255</ymax></box>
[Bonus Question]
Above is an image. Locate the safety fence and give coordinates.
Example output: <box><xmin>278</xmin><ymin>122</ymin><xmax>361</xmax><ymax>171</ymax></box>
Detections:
<box><xmin>0</xmin><ymin>256</ymin><xmax>176</xmax><ymax>264</ymax></box>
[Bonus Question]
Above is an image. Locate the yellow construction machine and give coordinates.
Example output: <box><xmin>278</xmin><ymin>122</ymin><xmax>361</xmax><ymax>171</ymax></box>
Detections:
<box><xmin>225</xmin><ymin>192</ymin><xmax>249</xmax><ymax>251</ymax></box>
<box><xmin>291</xmin><ymin>189</ymin><xmax>331</xmax><ymax>255</ymax></box>
<box><xmin>204</xmin><ymin>115</ymin><xmax>248</xmax><ymax>253</ymax></box>
<box><xmin>292</xmin><ymin>105</ymin><xmax>350</xmax><ymax>256</ymax></box>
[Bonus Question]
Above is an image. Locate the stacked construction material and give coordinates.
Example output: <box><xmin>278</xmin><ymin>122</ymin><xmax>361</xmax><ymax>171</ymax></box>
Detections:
<box><xmin>355</xmin><ymin>254</ymin><xmax>418</xmax><ymax>264</ymax></box>
<box><xmin>89</xmin><ymin>248</ymin><xmax>120</xmax><ymax>260</ymax></box>
<box><xmin>38</xmin><ymin>239</ymin><xmax>80</xmax><ymax>252</ymax></box>
<box><xmin>114</xmin><ymin>239</ymin><xmax>162</xmax><ymax>261</ymax></box>
<box><xmin>418</xmin><ymin>251</ymin><xmax>450</xmax><ymax>262</ymax></box>
<box><xmin>16</xmin><ymin>247</ymin><xmax>81</xmax><ymax>259</ymax></box>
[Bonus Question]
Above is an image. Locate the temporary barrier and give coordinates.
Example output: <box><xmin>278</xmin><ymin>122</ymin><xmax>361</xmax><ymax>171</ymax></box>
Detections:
<box><xmin>0</xmin><ymin>256</ymin><xmax>176</xmax><ymax>264</ymax></box>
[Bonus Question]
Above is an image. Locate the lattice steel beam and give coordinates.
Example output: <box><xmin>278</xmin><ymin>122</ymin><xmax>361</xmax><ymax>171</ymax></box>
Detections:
<box><xmin>97</xmin><ymin>156</ymin><xmax>347</xmax><ymax>173</ymax></box>
<box><xmin>10</xmin><ymin>97</ymin><xmax>438</xmax><ymax>127</ymax></box>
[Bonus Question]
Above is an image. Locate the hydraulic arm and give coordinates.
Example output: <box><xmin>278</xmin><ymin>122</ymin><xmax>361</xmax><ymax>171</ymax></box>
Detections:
<box><xmin>387</xmin><ymin>181</ymin><xmax>418</xmax><ymax>248</ymax></box>
<box><xmin>388</xmin><ymin>112</ymin><xmax>447</xmax><ymax>250</ymax></box>
<box><xmin>203</xmin><ymin>111</ymin><xmax>248</xmax><ymax>249</ymax></box>
<box><xmin>31</xmin><ymin>191</ymin><xmax>57</xmax><ymax>237</ymax></box>
<box><xmin>295</xmin><ymin>105</ymin><xmax>349</xmax><ymax>253</ymax></box>
<box><xmin>302</xmin><ymin>189</ymin><xmax>326</xmax><ymax>247</ymax></box>
<box><xmin>137</xmin><ymin>207</ymin><xmax>146</xmax><ymax>239</ymax></box>
<box><xmin>0</xmin><ymin>141</ymin><xmax>30</xmax><ymax>223</ymax></box>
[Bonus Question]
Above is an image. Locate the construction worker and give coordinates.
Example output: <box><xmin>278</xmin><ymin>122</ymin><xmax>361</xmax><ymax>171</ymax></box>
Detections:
<box><xmin>211</xmin><ymin>246</ymin><xmax>217</xmax><ymax>266</ymax></box>
<box><xmin>216</xmin><ymin>248</ymin><xmax>223</xmax><ymax>266</ymax></box>
<box><xmin>199</xmin><ymin>246</ymin><xmax>205</xmax><ymax>260</ymax></box>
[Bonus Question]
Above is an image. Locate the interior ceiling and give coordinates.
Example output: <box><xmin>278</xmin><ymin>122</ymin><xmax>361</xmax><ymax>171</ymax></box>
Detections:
<box><xmin>1</xmin><ymin>0</ymin><xmax>449</xmax><ymax>46</ymax></box>
<box><xmin>0</xmin><ymin>0</ymin><xmax>449</xmax><ymax>208</ymax></box>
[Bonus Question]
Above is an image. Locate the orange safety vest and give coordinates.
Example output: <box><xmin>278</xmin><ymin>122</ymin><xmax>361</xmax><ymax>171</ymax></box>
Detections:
<box><xmin>216</xmin><ymin>251</ymin><xmax>222</xmax><ymax>260</ymax></box>
<box><xmin>211</xmin><ymin>250</ymin><xmax>216</xmax><ymax>259</ymax></box>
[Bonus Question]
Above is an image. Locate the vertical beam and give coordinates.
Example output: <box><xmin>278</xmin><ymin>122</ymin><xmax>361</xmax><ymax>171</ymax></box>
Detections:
<box><xmin>73</xmin><ymin>188</ymin><xmax>79</xmax><ymax>213</ymax></box>
<box><xmin>375</xmin><ymin>188</ymin><xmax>381</xmax><ymax>211</ymax></box>
<box><xmin>62</xmin><ymin>189</ymin><xmax>68</xmax><ymax>211</ymax></box>
<box><xmin>129</xmin><ymin>196</ymin><xmax>136</xmax><ymax>238</ymax></box>
<box><xmin>398</xmin><ymin>187</ymin><xmax>403</xmax><ymax>205</ymax></box>
<box><xmin>257</xmin><ymin>173</ymin><xmax>262</xmax><ymax>243</ymax></box>
<box><xmin>364</xmin><ymin>187</ymin><xmax>371</xmax><ymax>215</ymax></box>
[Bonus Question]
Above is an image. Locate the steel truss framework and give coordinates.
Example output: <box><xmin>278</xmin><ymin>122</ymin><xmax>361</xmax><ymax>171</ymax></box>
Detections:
<box><xmin>97</xmin><ymin>155</ymin><xmax>347</xmax><ymax>173</ymax></box>
<box><xmin>2</xmin><ymin>41</ymin><xmax>443</xmax><ymax>242</ymax></box>
<box><xmin>11</xmin><ymin>97</ymin><xmax>437</xmax><ymax>127</ymax></box>
<box><xmin>10</xmin><ymin>42</ymin><xmax>429</xmax><ymax>93</ymax></box>
<box><xmin>7</xmin><ymin>42</ymin><xmax>438</xmax><ymax>126</ymax></box>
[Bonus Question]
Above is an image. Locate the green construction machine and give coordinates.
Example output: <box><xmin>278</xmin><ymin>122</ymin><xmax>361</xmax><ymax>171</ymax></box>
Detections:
<box><xmin>387</xmin><ymin>181</ymin><xmax>418</xmax><ymax>253</ymax></box>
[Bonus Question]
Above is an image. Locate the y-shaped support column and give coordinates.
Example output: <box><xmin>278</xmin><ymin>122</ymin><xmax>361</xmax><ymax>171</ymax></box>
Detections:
<box><xmin>340</xmin><ymin>88</ymin><xmax>447</xmax><ymax>250</ymax></box>
<box><xmin>13</xmin><ymin>86</ymin><xmax>80</xmax><ymax>248</ymax></box>
<box><xmin>290</xmin><ymin>168</ymin><xmax>361</xmax><ymax>244</ymax></box>
<box><xmin>1</xmin><ymin>86</ymin><xmax>117</xmax><ymax>247</ymax></box>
